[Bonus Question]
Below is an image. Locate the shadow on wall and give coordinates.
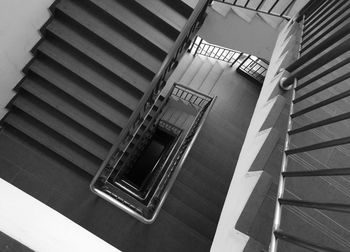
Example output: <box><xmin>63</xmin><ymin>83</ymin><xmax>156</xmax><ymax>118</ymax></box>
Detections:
<box><xmin>198</xmin><ymin>7</ymin><xmax>280</xmax><ymax>61</ymax></box>
<box><xmin>0</xmin><ymin>0</ymin><xmax>54</xmax><ymax>119</ymax></box>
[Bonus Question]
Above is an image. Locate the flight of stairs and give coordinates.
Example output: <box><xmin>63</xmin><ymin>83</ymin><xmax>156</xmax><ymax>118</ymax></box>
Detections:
<box><xmin>165</xmin><ymin>53</ymin><xmax>228</xmax><ymax>96</ymax></box>
<box><xmin>161</xmin><ymin>97</ymin><xmax>198</xmax><ymax>132</ymax></box>
<box><xmin>0</xmin><ymin>0</ymin><xmax>194</xmax><ymax>178</ymax></box>
<box><xmin>270</xmin><ymin>1</ymin><xmax>350</xmax><ymax>251</ymax></box>
<box><xmin>210</xmin><ymin>0</ymin><xmax>306</xmax><ymax>29</ymax></box>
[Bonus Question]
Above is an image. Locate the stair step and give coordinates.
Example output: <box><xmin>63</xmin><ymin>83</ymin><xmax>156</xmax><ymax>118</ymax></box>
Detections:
<box><xmin>182</xmin><ymin>114</ymin><xmax>196</xmax><ymax>131</ymax></box>
<box><xmin>177</xmin><ymin>166</ymin><xmax>226</xmax><ymax>207</ymax></box>
<box><xmin>28</xmin><ymin>57</ymin><xmax>130</xmax><ymax>129</ymax></box>
<box><xmin>46</xmin><ymin>17</ymin><xmax>153</xmax><ymax>93</ymax></box>
<box><xmin>12</xmin><ymin>93</ymin><xmax>110</xmax><ymax>160</ymax></box>
<box><xmin>231</xmin><ymin>6</ymin><xmax>256</xmax><ymax>23</ymax></box>
<box><xmin>179</xmin><ymin>56</ymin><xmax>204</xmax><ymax>86</ymax></box>
<box><xmin>258</xmin><ymin>13</ymin><xmax>283</xmax><ymax>29</ymax></box>
<box><xmin>169</xmin><ymin>110</ymin><xmax>182</xmax><ymax>125</ymax></box>
<box><xmin>171</xmin><ymin>180</ymin><xmax>222</xmax><ymax>223</ymax></box>
<box><xmin>120</xmin><ymin>0</ymin><xmax>180</xmax><ymax>40</ymax></box>
<box><xmin>135</xmin><ymin>0</ymin><xmax>187</xmax><ymax>31</ymax></box>
<box><xmin>163</xmin><ymin>193</ymin><xmax>217</xmax><ymax>240</ymax></box>
<box><xmin>199</xmin><ymin>62</ymin><xmax>224</xmax><ymax>94</ymax></box>
<box><xmin>4</xmin><ymin>110</ymin><xmax>101</xmax><ymax>175</ymax></box>
<box><xmin>86</xmin><ymin>0</ymin><xmax>174</xmax><ymax>54</ymax></box>
<box><xmin>36</xmin><ymin>36</ymin><xmax>142</xmax><ymax>102</ymax></box>
<box><xmin>279</xmin><ymin>204</ymin><xmax>350</xmax><ymax>251</ymax></box>
<box><xmin>182</xmin><ymin>156</ymin><xmax>229</xmax><ymax>194</ymax></box>
<box><xmin>175</xmin><ymin>112</ymin><xmax>189</xmax><ymax>128</ymax></box>
<box><xmin>162</xmin><ymin>107</ymin><xmax>175</xmax><ymax>122</ymax></box>
<box><xmin>189</xmin><ymin>59</ymin><xmax>213</xmax><ymax>90</ymax></box>
<box><xmin>20</xmin><ymin>74</ymin><xmax>120</xmax><ymax>144</ymax></box>
<box><xmin>172</xmin><ymin>53</ymin><xmax>195</xmax><ymax>83</ymax></box>
<box><xmin>162</xmin><ymin>0</ymin><xmax>194</xmax><ymax>18</ymax></box>
<box><xmin>181</xmin><ymin>0</ymin><xmax>198</xmax><ymax>10</ymax></box>
<box><xmin>56</xmin><ymin>0</ymin><xmax>162</xmax><ymax>74</ymax></box>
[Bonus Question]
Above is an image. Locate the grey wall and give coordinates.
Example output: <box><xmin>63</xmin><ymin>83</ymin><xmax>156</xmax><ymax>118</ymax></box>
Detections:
<box><xmin>0</xmin><ymin>0</ymin><xmax>54</xmax><ymax>119</ymax></box>
<box><xmin>198</xmin><ymin>7</ymin><xmax>281</xmax><ymax>61</ymax></box>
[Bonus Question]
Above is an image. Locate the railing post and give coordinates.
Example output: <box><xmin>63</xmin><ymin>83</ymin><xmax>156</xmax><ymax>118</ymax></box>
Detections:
<box><xmin>230</xmin><ymin>52</ymin><xmax>243</xmax><ymax>67</ymax></box>
<box><xmin>187</xmin><ymin>35</ymin><xmax>198</xmax><ymax>53</ymax></box>
<box><xmin>237</xmin><ymin>54</ymin><xmax>251</xmax><ymax>69</ymax></box>
<box><xmin>193</xmin><ymin>37</ymin><xmax>203</xmax><ymax>56</ymax></box>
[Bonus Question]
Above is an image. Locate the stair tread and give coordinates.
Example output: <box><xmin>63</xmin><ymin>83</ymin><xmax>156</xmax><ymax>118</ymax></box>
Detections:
<box><xmin>175</xmin><ymin>112</ymin><xmax>189</xmax><ymax>128</ymax></box>
<box><xmin>29</xmin><ymin>58</ymin><xmax>130</xmax><ymax>129</ymax></box>
<box><xmin>36</xmin><ymin>37</ymin><xmax>142</xmax><ymax>105</ymax></box>
<box><xmin>121</xmin><ymin>0</ymin><xmax>180</xmax><ymax>40</ymax></box>
<box><xmin>12</xmin><ymin>94</ymin><xmax>109</xmax><ymax>160</ymax></box>
<box><xmin>47</xmin><ymin>17</ymin><xmax>152</xmax><ymax>93</ymax></box>
<box><xmin>135</xmin><ymin>0</ymin><xmax>187</xmax><ymax>31</ymax></box>
<box><xmin>56</xmin><ymin>0</ymin><xmax>163</xmax><ymax>74</ymax></box>
<box><xmin>183</xmin><ymin>157</ymin><xmax>229</xmax><ymax>193</ymax></box>
<box><xmin>162</xmin><ymin>0</ymin><xmax>194</xmax><ymax>18</ymax></box>
<box><xmin>179</xmin><ymin>57</ymin><xmax>204</xmax><ymax>85</ymax></box>
<box><xmin>5</xmin><ymin>111</ymin><xmax>100</xmax><ymax>175</ymax></box>
<box><xmin>163</xmin><ymin>192</ymin><xmax>217</xmax><ymax>240</ymax></box>
<box><xmin>199</xmin><ymin>62</ymin><xmax>224</xmax><ymax>94</ymax></box>
<box><xmin>87</xmin><ymin>0</ymin><xmax>174</xmax><ymax>54</ymax></box>
<box><xmin>21</xmin><ymin>74</ymin><xmax>120</xmax><ymax>144</ymax></box>
<box><xmin>189</xmin><ymin>59</ymin><xmax>213</xmax><ymax>90</ymax></box>
<box><xmin>171</xmin><ymin>179</ymin><xmax>222</xmax><ymax>223</ymax></box>
<box><xmin>177</xmin><ymin>165</ymin><xmax>226</xmax><ymax>207</ymax></box>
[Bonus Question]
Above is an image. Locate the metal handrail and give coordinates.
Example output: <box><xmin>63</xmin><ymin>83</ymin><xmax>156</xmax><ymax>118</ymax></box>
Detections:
<box><xmin>91</xmin><ymin>0</ymin><xmax>209</xmax><ymax>193</ymax></box>
<box><xmin>271</xmin><ymin>1</ymin><xmax>350</xmax><ymax>251</ymax></box>
<box><xmin>91</xmin><ymin>83</ymin><xmax>215</xmax><ymax>223</ymax></box>
<box><xmin>212</xmin><ymin>0</ymin><xmax>293</xmax><ymax>20</ymax></box>
<box><xmin>237</xmin><ymin>55</ymin><xmax>268</xmax><ymax>83</ymax></box>
<box><xmin>190</xmin><ymin>36</ymin><xmax>245</xmax><ymax>66</ymax></box>
<box><xmin>147</xmin><ymin>92</ymin><xmax>216</xmax><ymax>224</ymax></box>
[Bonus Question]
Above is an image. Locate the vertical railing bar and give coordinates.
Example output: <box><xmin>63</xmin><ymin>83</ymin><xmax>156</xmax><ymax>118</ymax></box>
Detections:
<box><xmin>187</xmin><ymin>35</ymin><xmax>198</xmax><ymax>53</ymax></box>
<box><xmin>304</xmin><ymin>0</ymin><xmax>331</xmax><ymax>23</ymax></box>
<box><xmin>231</xmin><ymin>52</ymin><xmax>243</xmax><ymax>67</ymax></box>
<box><xmin>280</xmin><ymin>0</ymin><xmax>296</xmax><ymax>17</ymax></box>
<box><xmin>270</xmin><ymin>14</ymin><xmax>305</xmax><ymax>252</ymax></box>
<box><xmin>268</xmin><ymin>0</ymin><xmax>280</xmax><ymax>13</ymax></box>
<box><xmin>256</xmin><ymin>0</ymin><xmax>265</xmax><ymax>10</ymax></box>
<box><xmin>193</xmin><ymin>37</ymin><xmax>203</xmax><ymax>56</ymax></box>
<box><xmin>302</xmin><ymin>5</ymin><xmax>350</xmax><ymax>49</ymax></box>
<box><xmin>304</xmin><ymin>0</ymin><xmax>347</xmax><ymax>35</ymax></box>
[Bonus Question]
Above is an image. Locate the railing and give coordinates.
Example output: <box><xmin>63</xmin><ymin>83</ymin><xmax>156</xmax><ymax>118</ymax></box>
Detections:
<box><xmin>212</xmin><ymin>0</ymin><xmax>295</xmax><ymax>20</ymax></box>
<box><xmin>90</xmin><ymin>83</ymin><xmax>215</xmax><ymax>223</ymax></box>
<box><xmin>189</xmin><ymin>35</ymin><xmax>245</xmax><ymax>66</ymax></box>
<box><xmin>189</xmin><ymin>36</ymin><xmax>268</xmax><ymax>84</ymax></box>
<box><xmin>172</xmin><ymin>83</ymin><xmax>213</xmax><ymax>109</ymax></box>
<box><xmin>237</xmin><ymin>54</ymin><xmax>268</xmax><ymax>83</ymax></box>
<box><xmin>90</xmin><ymin>0</ymin><xmax>210</xmax><ymax>215</ymax></box>
<box><xmin>271</xmin><ymin>0</ymin><xmax>350</xmax><ymax>251</ymax></box>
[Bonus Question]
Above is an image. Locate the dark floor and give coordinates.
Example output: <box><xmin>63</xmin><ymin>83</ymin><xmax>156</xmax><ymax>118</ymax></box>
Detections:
<box><xmin>0</xmin><ymin>56</ymin><xmax>260</xmax><ymax>252</ymax></box>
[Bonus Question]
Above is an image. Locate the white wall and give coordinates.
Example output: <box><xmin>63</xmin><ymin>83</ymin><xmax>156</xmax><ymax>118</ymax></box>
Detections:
<box><xmin>0</xmin><ymin>179</ymin><xmax>121</xmax><ymax>252</ymax></box>
<box><xmin>0</xmin><ymin>0</ymin><xmax>54</xmax><ymax>119</ymax></box>
<box><xmin>198</xmin><ymin>7</ymin><xmax>280</xmax><ymax>61</ymax></box>
<box><xmin>0</xmin><ymin>1</ymin><xmax>122</xmax><ymax>251</ymax></box>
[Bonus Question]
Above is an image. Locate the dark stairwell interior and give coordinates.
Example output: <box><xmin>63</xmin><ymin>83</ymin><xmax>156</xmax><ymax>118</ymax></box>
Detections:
<box><xmin>0</xmin><ymin>0</ymin><xmax>262</xmax><ymax>251</ymax></box>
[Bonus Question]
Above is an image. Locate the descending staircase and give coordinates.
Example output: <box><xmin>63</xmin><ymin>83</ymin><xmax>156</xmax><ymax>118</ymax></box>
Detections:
<box><xmin>165</xmin><ymin>54</ymin><xmax>229</xmax><ymax>95</ymax></box>
<box><xmin>211</xmin><ymin>0</ymin><xmax>307</xmax><ymax>29</ymax></box>
<box><xmin>0</xmin><ymin>0</ymin><xmax>195</xmax><ymax>180</ymax></box>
